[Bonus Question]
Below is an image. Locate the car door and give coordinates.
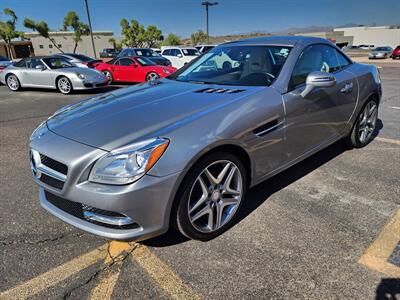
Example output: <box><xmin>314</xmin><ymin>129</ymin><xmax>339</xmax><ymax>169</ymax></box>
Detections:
<box><xmin>117</xmin><ymin>58</ymin><xmax>137</xmax><ymax>82</ymax></box>
<box><xmin>282</xmin><ymin>44</ymin><xmax>358</xmax><ymax>162</ymax></box>
<box><xmin>25</xmin><ymin>58</ymin><xmax>54</xmax><ymax>87</ymax></box>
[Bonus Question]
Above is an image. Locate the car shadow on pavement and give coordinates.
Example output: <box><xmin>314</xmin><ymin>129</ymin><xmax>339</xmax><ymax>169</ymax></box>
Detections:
<box><xmin>144</xmin><ymin>119</ymin><xmax>383</xmax><ymax>247</ymax></box>
<box><xmin>375</xmin><ymin>278</ymin><xmax>400</xmax><ymax>300</ymax></box>
<box><xmin>16</xmin><ymin>85</ymin><xmax>122</xmax><ymax>95</ymax></box>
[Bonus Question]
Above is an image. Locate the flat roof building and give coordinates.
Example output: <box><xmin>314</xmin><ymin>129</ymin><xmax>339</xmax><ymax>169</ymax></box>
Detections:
<box><xmin>24</xmin><ymin>31</ymin><xmax>122</xmax><ymax>57</ymax></box>
<box><xmin>333</xmin><ymin>26</ymin><xmax>400</xmax><ymax>48</ymax></box>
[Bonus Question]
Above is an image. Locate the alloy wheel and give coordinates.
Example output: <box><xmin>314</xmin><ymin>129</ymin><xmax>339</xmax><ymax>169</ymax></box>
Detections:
<box><xmin>187</xmin><ymin>160</ymin><xmax>243</xmax><ymax>233</ymax></box>
<box><xmin>58</xmin><ymin>77</ymin><xmax>71</xmax><ymax>94</ymax></box>
<box><xmin>358</xmin><ymin>100</ymin><xmax>378</xmax><ymax>143</ymax></box>
<box><xmin>103</xmin><ymin>71</ymin><xmax>112</xmax><ymax>83</ymax></box>
<box><xmin>7</xmin><ymin>75</ymin><xmax>19</xmax><ymax>91</ymax></box>
<box><xmin>146</xmin><ymin>72</ymin><xmax>159</xmax><ymax>81</ymax></box>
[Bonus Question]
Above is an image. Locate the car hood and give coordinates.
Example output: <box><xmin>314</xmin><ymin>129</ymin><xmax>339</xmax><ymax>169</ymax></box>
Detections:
<box><xmin>60</xmin><ymin>67</ymin><xmax>102</xmax><ymax>76</ymax></box>
<box><xmin>47</xmin><ymin>79</ymin><xmax>261</xmax><ymax>151</ymax></box>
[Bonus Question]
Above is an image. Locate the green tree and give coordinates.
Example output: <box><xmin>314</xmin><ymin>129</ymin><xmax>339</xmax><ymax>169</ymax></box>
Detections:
<box><xmin>62</xmin><ymin>11</ymin><xmax>89</xmax><ymax>53</ymax></box>
<box><xmin>108</xmin><ymin>37</ymin><xmax>122</xmax><ymax>50</ymax></box>
<box><xmin>190</xmin><ymin>30</ymin><xmax>207</xmax><ymax>46</ymax></box>
<box><xmin>144</xmin><ymin>25</ymin><xmax>162</xmax><ymax>48</ymax></box>
<box><xmin>162</xmin><ymin>33</ymin><xmax>181</xmax><ymax>46</ymax></box>
<box><xmin>0</xmin><ymin>8</ymin><xmax>24</xmax><ymax>59</ymax></box>
<box><xmin>24</xmin><ymin>18</ymin><xmax>63</xmax><ymax>52</ymax></box>
<box><xmin>120</xmin><ymin>18</ymin><xmax>146</xmax><ymax>47</ymax></box>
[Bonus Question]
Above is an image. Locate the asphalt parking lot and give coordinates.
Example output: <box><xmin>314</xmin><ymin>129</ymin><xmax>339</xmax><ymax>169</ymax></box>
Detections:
<box><xmin>0</xmin><ymin>62</ymin><xmax>399</xmax><ymax>299</ymax></box>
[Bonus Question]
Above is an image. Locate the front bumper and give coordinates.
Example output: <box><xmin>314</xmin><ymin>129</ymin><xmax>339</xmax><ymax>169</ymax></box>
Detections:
<box><xmin>31</xmin><ymin>129</ymin><xmax>181</xmax><ymax>241</ymax></box>
<box><xmin>72</xmin><ymin>78</ymin><xmax>109</xmax><ymax>90</ymax></box>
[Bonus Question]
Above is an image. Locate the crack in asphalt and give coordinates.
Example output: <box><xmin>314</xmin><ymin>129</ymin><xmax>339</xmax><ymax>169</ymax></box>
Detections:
<box><xmin>0</xmin><ymin>232</ymin><xmax>85</xmax><ymax>246</ymax></box>
<box><xmin>62</xmin><ymin>242</ymin><xmax>138</xmax><ymax>300</ymax></box>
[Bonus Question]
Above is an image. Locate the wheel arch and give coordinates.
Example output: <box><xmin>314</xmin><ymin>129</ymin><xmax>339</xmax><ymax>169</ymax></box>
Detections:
<box><xmin>55</xmin><ymin>74</ymin><xmax>73</xmax><ymax>89</ymax></box>
<box><xmin>167</xmin><ymin>142</ymin><xmax>252</xmax><ymax>229</ymax></box>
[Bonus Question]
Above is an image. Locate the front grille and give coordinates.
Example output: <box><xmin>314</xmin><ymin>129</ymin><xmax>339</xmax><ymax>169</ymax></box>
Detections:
<box><xmin>45</xmin><ymin>191</ymin><xmax>139</xmax><ymax>230</ymax></box>
<box><xmin>46</xmin><ymin>191</ymin><xmax>83</xmax><ymax>218</ymax></box>
<box><xmin>40</xmin><ymin>154</ymin><xmax>68</xmax><ymax>175</ymax></box>
<box><xmin>95</xmin><ymin>82</ymin><xmax>108</xmax><ymax>87</ymax></box>
<box><xmin>40</xmin><ymin>174</ymin><xmax>64</xmax><ymax>190</ymax></box>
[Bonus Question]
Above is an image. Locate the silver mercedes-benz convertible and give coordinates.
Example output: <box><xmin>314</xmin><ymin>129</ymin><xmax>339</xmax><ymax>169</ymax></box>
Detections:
<box><xmin>0</xmin><ymin>56</ymin><xmax>109</xmax><ymax>94</ymax></box>
<box><xmin>29</xmin><ymin>36</ymin><xmax>381</xmax><ymax>241</ymax></box>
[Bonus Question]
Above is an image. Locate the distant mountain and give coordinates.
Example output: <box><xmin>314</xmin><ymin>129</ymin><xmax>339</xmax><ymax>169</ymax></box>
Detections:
<box><xmin>272</xmin><ymin>25</ymin><xmax>334</xmax><ymax>35</ymax></box>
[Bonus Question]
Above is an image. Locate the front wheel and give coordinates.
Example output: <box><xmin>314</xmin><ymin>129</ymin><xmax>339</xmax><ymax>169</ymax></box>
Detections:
<box><xmin>176</xmin><ymin>152</ymin><xmax>247</xmax><ymax>241</ymax></box>
<box><xmin>102</xmin><ymin>70</ymin><xmax>113</xmax><ymax>83</ymax></box>
<box><xmin>146</xmin><ymin>72</ymin><xmax>159</xmax><ymax>82</ymax></box>
<box><xmin>57</xmin><ymin>76</ymin><xmax>73</xmax><ymax>94</ymax></box>
<box><xmin>346</xmin><ymin>98</ymin><xmax>378</xmax><ymax>148</ymax></box>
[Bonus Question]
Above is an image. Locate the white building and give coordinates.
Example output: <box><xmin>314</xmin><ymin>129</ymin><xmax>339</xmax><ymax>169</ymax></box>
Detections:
<box><xmin>334</xmin><ymin>26</ymin><xmax>400</xmax><ymax>48</ymax></box>
<box><xmin>24</xmin><ymin>31</ymin><xmax>122</xmax><ymax>57</ymax></box>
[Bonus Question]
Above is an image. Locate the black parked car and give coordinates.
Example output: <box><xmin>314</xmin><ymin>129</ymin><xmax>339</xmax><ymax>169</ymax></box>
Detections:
<box><xmin>100</xmin><ymin>48</ymin><xmax>120</xmax><ymax>58</ymax></box>
<box><xmin>117</xmin><ymin>48</ymin><xmax>172</xmax><ymax>66</ymax></box>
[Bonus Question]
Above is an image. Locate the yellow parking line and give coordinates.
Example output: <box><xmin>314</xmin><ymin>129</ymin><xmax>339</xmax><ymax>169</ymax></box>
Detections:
<box><xmin>89</xmin><ymin>269</ymin><xmax>121</xmax><ymax>300</ymax></box>
<box><xmin>131</xmin><ymin>245</ymin><xmax>203</xmax><ymax>300</ymax></box>
<box><xmin>359</xmin><ymin>209</ymin><xmax>400</xmax><ymax>277</ymax></box>
<box><xmin>376</xmin><ymin>137</ymin><xmax>400</xmax><ymax>145</ymax></box>
<box><xmin>0</xmin><ymin>244</ymin><xmax>108</xmax><ymax>300</ymax></box>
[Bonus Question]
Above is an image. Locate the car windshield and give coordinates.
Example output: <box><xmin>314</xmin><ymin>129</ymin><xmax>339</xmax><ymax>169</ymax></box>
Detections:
<box><xmin>136</xmin><ymin>57</ymin><xmax>156</xmax><ymax>66</ymax></box>
<box><xmin>134</xmin><ymin>49</ymin><xmax>160</xmax><ymax>57</ymax></box>
<box><xmin>375</xmin><ymin>47</ymin><xmax>390</xmax><ymax>51</ymax></box>
<box><xmin>183</xmin><ymin>48</ymin><xmax>200</xmax><ymax>56</ymax></box>
<box><xmin>171</xmin><ymin>45</ymin><xmax>292</xmax><ymax>87</ymax></box>
<box><xmin>43</xmin><ymin>57</ymin><xmax>74</xmax><ymax>69</ymax></box>
<box><xmin>67</xmin><ymin>54</ymin><xmax>94</xmax><ymax>62</ymax></box>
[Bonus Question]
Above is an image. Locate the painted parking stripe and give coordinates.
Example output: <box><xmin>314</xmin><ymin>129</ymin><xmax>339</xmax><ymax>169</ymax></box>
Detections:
<box><xmin>89</xmin><ymin>269</ymin><xmax>121</xmax><ymax>300</ymax></box>
<box><xmin>375</xmin><ymin>137</ymin><xmax>400</xmax><ymax>145</ymax></box>
<box><xmin>359</xmin><ymin>209</ymin><xmax>400</xmax><ymax>277</ymax></box>
<box><xmin>0</xmin><ymin>244</ymin><xmax>108</xmax><ymax>300</ymax></box>
<box><xmin>390</xmin><ymin>107</ymin><xmax>400</xmax><ymax>110</ymax></box>
<box><xmin>131</xmin><ymin>246</ymin><xmax>203</xmax><ymax>300</ymax></box>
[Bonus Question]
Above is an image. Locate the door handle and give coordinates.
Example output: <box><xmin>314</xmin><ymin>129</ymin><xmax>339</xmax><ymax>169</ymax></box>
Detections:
<box><xmin>340</xmin><ymin>82</ymin><xmax>353</xmax><ymax>94</ymax></box>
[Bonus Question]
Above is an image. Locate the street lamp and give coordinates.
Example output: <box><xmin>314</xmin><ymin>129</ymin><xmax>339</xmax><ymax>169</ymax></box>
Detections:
<box><xmin>201</xmin><ymin>1</ymin><xmax>218</xmax><ymax>44</ymax></box>
<box><xmin>84</xmin><ymin>0</ymin><xmax>97</xmax><ymax>58</ymax></box>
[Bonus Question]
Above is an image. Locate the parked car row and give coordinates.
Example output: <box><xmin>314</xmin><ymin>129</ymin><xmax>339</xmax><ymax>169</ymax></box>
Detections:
<box><xmin>0</xmin><ymin>50</ymin><xmax>178</xmax><ymax>94</ymax></box>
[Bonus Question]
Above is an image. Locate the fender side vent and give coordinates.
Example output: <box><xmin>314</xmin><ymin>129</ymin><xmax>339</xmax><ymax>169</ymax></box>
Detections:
<box><xmin>194</xmin><ymin>88</ymin><xmax>245</xmax><ymax>94</ymax></box>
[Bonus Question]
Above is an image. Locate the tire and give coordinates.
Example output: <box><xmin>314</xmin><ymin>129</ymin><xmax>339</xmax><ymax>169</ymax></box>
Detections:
<box><xmin>146</xmin><ymin>72</ymin><xmax>159</xmax><ymax>82</ymax></box>
<box><xmin>6</xmin><ymin>74</ymin><xmax>21</xmax><ymax>91</ymax></box>
<box><xmin>345</xmin><ymin>98</ymin><xmax>379</xmax><ymax>148</ymax></box>
<box><xmin>102</xmin><ymin>70</ymin><xmax>113</xmax><ymax>83</ymax></box>
<box><xmin>175</xmin><ymin>152</ymin><xmax>247</xmax><ymax>241</ymax></box>
<box><xmin>57</xmin><ymin>76</ymin><xmax>73</xmax><ymax>94</ymax></box>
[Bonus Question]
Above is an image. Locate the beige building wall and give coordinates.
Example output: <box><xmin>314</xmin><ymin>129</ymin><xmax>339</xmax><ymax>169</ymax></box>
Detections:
<box><xmin>334</xmin><ymin>26</ymin><xmax>400</xmax><ymax>48</ymax></box>
<box><xmin>24</xmin><ymin>31</ymin><xmax>123</xmax><ymax>57</ymax></box>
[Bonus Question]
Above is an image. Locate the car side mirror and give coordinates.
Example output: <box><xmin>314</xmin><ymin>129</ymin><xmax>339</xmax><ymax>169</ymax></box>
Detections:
<box><xmin>301</xmin><ymin>71</ymin><xmax>336</xmax><ymax>98</ymax></box>
<box><xmin>35</xmin><ymin>65</ymin><xmax>46</xmax><ymax>71</ymax></box>
<box><xmin>177</xmin><ymin>54</ymin><xmax>183</xmax><ymax>58</ymax></box>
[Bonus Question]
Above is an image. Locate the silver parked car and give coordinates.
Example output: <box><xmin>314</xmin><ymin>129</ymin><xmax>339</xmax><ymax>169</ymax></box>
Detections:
<box><xmin>0</xmin><ymin>56</ymin><xmax>109</xmax><ymax>94</ymax></box>
<box><xmin>30</xmin><ymin>37</ymin><xmax>381</xmax><ymax>241</ymax></box>
<box><xmin>369</xmin><ymin>46</ymin><xmax>393</xmax><ymax>59</ymax></box>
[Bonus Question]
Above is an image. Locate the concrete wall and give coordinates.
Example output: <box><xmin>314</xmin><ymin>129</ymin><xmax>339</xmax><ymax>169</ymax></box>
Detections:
<box><xmin>334</xmin><ymin>26</ymin><xmax>400</xmax><ymax>48</ymax></box>
<box><xmin>24</xmin><ymin>31</ymin><xmax>123</xmax><ymax>57</ymax></box>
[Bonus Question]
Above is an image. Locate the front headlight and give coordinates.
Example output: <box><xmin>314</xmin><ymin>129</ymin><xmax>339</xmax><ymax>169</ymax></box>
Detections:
<box><xmin>89</xmin><ymin>138</ymin><xmax>169</xmax><ymax>185</ymax></box>
<box><xmin>163</xmin><ymin>69</ymin><xmax>171</xmax><ymax>74</ymax></box>
<box><xmin>77</xmin><ymin>73</ymin><xmax>85</xmax><ymax>79</ymax></box>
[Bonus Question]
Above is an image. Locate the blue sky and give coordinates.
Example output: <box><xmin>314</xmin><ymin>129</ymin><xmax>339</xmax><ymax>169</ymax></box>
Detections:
<box><xmin>1</xmin><ymin>0</ymin><xmax>399</xmax><ymax>38</ymax></box>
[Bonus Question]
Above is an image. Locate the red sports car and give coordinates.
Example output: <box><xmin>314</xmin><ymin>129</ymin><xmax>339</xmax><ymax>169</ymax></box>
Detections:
<box><xmin>95</xmin><ymin>56</ymin><xmax>177</xmax><ymax>83</ymax></box>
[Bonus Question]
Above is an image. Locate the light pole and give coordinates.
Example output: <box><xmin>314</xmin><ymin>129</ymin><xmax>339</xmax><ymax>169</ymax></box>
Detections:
<box><xmin>84</xmin><ymin>0</ymin><xmax>97</xmax><ymax>58</ymax></box>
<box><xmin>201</xmin><ymin>1</ymin><xmax>218</xmax><ymax>44</ymax></box>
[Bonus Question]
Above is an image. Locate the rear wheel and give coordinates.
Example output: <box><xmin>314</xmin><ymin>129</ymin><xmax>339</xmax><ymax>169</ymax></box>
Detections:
<box><xmin>57</xmin><ymin>76</ymin><xmax>73</xmax><ymax>94</ymax></box>
<box><xmin>146</xmin><ymin>72</ymin><xmax>159</xmax><ymax>82</ymax></box>
<box><xmin>346</xmin><ymin>98</ymin><xmax>378</xmax><ymax>148</ymax></box>
<box><xmin>175</xmin><ymin>152</ymin><xmax>247</xmax><ymax>241</ymax></box>
<box><xmin>6</xmin><ymin>74</ymin><xmax>20</xmax><ymax>91</ymax></box>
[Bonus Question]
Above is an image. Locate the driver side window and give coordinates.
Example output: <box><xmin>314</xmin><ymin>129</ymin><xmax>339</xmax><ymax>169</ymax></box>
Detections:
<box><xmin>289</xmin><ymin>44</ymin><xmax>341</xmax><ymax>89</ymax></box>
